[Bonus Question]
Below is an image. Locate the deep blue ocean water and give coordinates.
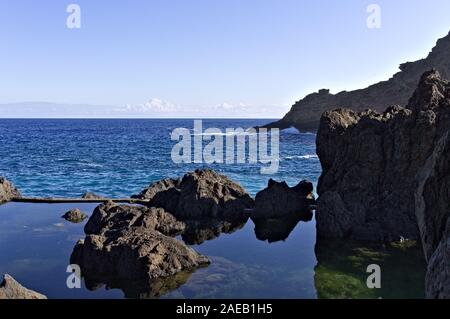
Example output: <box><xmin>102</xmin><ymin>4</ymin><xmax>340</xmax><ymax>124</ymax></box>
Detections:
<box><xmin>0</xmin><ymin>119</ymin><xmax>320</xmax><ymax>198</ymax></box>
<box><xmin>0</xmin><ymin>119</ymin><xmax>426</xmax><ymax>299</ymax></box>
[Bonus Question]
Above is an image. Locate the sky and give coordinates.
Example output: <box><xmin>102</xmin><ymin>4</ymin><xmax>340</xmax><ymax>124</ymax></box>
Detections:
<box><xmin>0</xmin><ymin>0</ymin><xmax>449</xmax><ymax>118</ymax></box>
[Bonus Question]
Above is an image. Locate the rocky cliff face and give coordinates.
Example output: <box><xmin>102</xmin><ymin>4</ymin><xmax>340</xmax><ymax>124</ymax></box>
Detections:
<box><xmin>265</xmin><ymin>31</ymin><xmax>450</xmax><ymax>132</ymax></box>
<box><xmin>0</xmin><ymin>177</ymin><xmax>21</xmax><ymax>204</ymax></box>
<box><xmin>316</xmin><ymin>70</ymin><xmax>450</xmax><ymax>298</ymax></box>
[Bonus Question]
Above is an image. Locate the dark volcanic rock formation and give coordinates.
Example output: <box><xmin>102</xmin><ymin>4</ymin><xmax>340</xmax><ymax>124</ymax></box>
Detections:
<box><xmin>62</xmin><ymin>209</ymin><xmax>87</xmax><ymax>223</ymax></box>
<box><xmin>0</xmin><ymin>274</ymin><xmax>47</xmax><ymax>299</ymax></box>
<box><xmin>0</xmin><ymin>177</ymin><xmax>21</xmax><ymax>204</ymax></box>
<box><xmin>316</xmin><ymin>70</ymin><xmax>450</xmax><ymax>298</ymax></box>
<box><xmin>265</xmin><ymin>31</ymin><xmax>450</xmax><ymax>132</ymax></box>
<box><xmin>71</xmin><ymin>202</ymin><xmax>209</xmax><ymax>290</ymax></box>
<box><xmin>133</xmin><ymin>169</ymin><xmax>254</xmax><ymax>220</ymax></box>
<box><xmin>253</xmin><ymin>179</ymin><xmax>315</xmax><ymax>219</ymax></box>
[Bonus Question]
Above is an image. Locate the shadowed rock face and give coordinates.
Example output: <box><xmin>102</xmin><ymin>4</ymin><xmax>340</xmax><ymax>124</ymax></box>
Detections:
<box><xmin>316</xmin><ymin>70</ymin><xmax>450</xmax><ymax>242</ymax></box>
<box><xmin>264</xmin><ymin>31</ymin><xmax>450</xmax><ymax>132</ymax></box>
<box><xmin>0</xmin><ymin>177</ymin><xmax>21</xmax><ymax>204</ymax></box>
<box><xmin>71</xmin><ymin>202</ymin><xmax>210</xmax><ymax>293</ymax></box>
<box><xmin>253</xmin><ymin>179</ymin><xmax>315</xmax><ymax>219</ymax></box>
<box><xmin>0</xmin><ymin>274</ymin><xmax>47</xmax><ymax>299</ymax></box>
<box><xmin>133</xmin><ymin>169</ymin><xmax>254</xmax><ymax>220</ymax></box>
<box><xmin>316</xmin><ymin>70</ymin><xmax>450</xmax><ymax>298</ymax></box>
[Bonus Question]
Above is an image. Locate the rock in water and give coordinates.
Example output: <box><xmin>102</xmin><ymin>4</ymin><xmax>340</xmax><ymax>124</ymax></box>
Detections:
<box><xmin>0</xmin><ymin>177</ymin><xmax>21</xmax><ymax>204</ymax></box>
<box><xmin>81</xmin><ymin>192</ymin><xmax>103</xmax><ymax>199</ymax></box>
<box><xmin>264</xmin><ymin>31</ymin><xmax>450</xmax><ymax>132</ymax></box>
<box><xmin>133</xmin><ymin>169</ymin><xmax>254</xmax><ymax>220</ymax></box>
<box><xmin>71</xmin><ymin>201</ymin><xmax>209</xmax><ymax>288</ymax></box>
<box><xmin>0</xmin><ymin>274</ymin><xmax>47</xmax><ymax>299</ymax></box>
<box><xmin>253</xmin><ymin>179</ymin><xmax>315</xmax><ymax>219</ymax></box>
<box><xmin>62</xmin><ymin>209</ymin><xmax>88</xmax><ymax>223</ymax></box>
<box><xmin>316</xmin><ymin>70</ymin><xmax>450</xmax><ymax>242</ymax></box>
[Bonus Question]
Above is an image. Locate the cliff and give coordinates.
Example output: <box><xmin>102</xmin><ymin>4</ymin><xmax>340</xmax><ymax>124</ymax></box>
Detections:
<box><xmin>265</xmin><ymin>31</ymin><xmax>450</xmax><ymax>132</ymax></box>
<box><xmin>315</xmin><ymin>70</ymin><xmax>450</xmax><ymax>298</ymax></box>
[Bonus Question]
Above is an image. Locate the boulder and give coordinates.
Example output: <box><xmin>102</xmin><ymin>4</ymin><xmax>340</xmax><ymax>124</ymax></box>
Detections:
<box><xmin>71</xmin><ymin>202</ymin><xmax>209</xmax><ymax>288</ymax></box>
<box><xmin>316</xmin><ymin>70</ymin><xmax>450</xmax><ymax>242</ymax></box>
<box><xmin>81</xmin><ymin>192</ymin><xmax>104</xmax><ymax>199</ymax></box>
<box><xmin>253</xmin><ymin>179</ymin><xmax>315</xmax><ymax>219</ymax></box>
<box><xmin>62</xmin><ymin>209</ymin><xmax>87</xmax><ymax>223</ymax></box>
<box><xmin>0</xmin><ymin>274</ymin><xmax>47</xmax><ymax>299</ymax></box>
<box><xmin>133</xmin><ymin>169</ymin><xmax>254</xmax><ymax>220</ymax></box>
<box><xmin>0</xmin><ymin>177</ymin><xmax>21</xmax><ymax>204</ymax></box>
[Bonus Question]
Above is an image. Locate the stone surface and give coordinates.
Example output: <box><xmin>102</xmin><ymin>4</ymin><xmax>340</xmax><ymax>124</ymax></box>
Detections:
<box><xmin>71</xmin><ymin>202</ymin><xmax>209</xmax><ymax>287</ymax></box>
<box><xmin>264</xmin><ymin>31</ymin><xmax>450</xmax><ymax>132</ymax></box>
<box><xmin>425</xmin><ymin>218</ymin><xmax>450</xmax><ymax>299</ymax></box>
<box><xmin>316</xmin><ymin>70</ymin><xmax>450</xmax><ymax>242</ymax></box>
<box><xmin>253</xmin><ymin>179</ymin><xmax>315</xmax><ymax>219</ymax></box>
<box><xmin>0</xmin><ymin>274</ymin><xmax>47</xmax><ymax>299</ymax></box>
<box><xmin>62</xmin><ymin>209</ymin><xmax>87</xmax><ymax>223</ymax></box>
<box><xmin>133</xmin><ymin>169</ymin><xmax>254</xmax><ymax>220</ymax></box>
<box><xmin>81</xmin><ymin>192</ymin><xmax>104</xmax><ymax>199</ymax></box>
<box><xmin>0</xmin><ymin>177</ymin><xmax>21</xmax><ymax>204</ymax></box>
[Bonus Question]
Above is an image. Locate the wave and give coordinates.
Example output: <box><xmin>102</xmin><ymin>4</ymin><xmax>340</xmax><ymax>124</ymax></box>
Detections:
<box><xmin>283</xmin><ymin>154</ymin><xmax>319</xmax><ymax>161</ymax></box>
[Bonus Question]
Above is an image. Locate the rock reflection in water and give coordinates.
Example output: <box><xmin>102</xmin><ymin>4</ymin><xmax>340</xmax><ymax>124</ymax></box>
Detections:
<box><xmin>314</xmin><ymin>239</ymin><xmax>427</xmax><ymax>299</ymax></box>
<box><xmin>81</xmin><ymin>267</ymin><xmax>202</xmax><ymax>299</ymax></box>
<box><xmin>251</xmin><ymin>211</ymin><xmax>313</xmax><ymax>243</ymax></box>
<box><xmin>181</xmin><ymin>217</ymin><xmax>249</xmax><ymax>245</ymax></box>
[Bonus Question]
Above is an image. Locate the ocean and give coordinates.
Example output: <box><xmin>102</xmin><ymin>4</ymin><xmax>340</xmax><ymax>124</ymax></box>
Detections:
<box><xmin>0</xmin><ymin>119</ymin><xmax>426</xmax><ymax>299</ymax></box>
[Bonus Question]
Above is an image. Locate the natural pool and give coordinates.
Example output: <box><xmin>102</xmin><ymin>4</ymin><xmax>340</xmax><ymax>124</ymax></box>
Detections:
<box><xmin>0</xmin><ymin>202</ymin><xmax>426</xmax><ymax>299</ymax></box>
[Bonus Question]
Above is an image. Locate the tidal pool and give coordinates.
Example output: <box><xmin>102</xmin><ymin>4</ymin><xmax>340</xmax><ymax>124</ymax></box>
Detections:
<box><xmin>0</xmin><ymin>202</ymin><xmax>426</xmax><ymax>299</ymax></box>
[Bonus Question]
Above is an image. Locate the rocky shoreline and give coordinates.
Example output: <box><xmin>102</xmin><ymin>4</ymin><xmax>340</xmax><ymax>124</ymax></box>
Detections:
<box><xmin>2</xmin><ymin>74</ymin><xmax>450</xmax><ymax>299</ymax></box>
<box><xmin>316</xmin><ymin>70</ymin><xmax>450</xmax><ymax>298</ymax></box>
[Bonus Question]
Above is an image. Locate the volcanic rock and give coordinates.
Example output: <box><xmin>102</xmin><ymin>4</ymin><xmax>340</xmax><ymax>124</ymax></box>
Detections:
<box><xmin>0</xmin><ymin>274</ymin><xmax>47</xmax><ymax>299</ymax></box>
<box><xmin>0</xmin><ymin>177</ymin><xmax>21</xmax><ymax>204</ymax></box>
<box><xmin>132</xmin><ymin>169</ymin><xmax>254</xmax><ymax>220</ymax></box>
<box><xmin>264</xmin><ymin>31</ymin><xmax>450</xmax><ymax>132</ymax></box>
<box><xmin>71</xmin><ymin>202</ymin><xmax>209</xmax><ymax>288</ymax></box>
<box><xmin>253</xmin><ymin>179</ymin><xmax>315</xmax><ymax>219</ymax></box>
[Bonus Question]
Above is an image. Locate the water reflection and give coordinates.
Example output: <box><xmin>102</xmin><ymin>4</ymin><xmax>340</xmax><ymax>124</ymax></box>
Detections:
<box><xmin>81</xmin><ymin>267</ymin><xmax>203</xmax><ymax>299</ymax></box>
<box><xmin>314</xmin><ymin>239</ymin><xmax>427</xmax><ymax>299</ymax></box>
<box><xmin>181</xmin><ymin>217</ymin><xmax>249</xmax><ymax>245</ymax></box>
<box><xmin>251</xmin><ymin>211</ymin><xmax>313</xmax><ymax>243</ymax></box>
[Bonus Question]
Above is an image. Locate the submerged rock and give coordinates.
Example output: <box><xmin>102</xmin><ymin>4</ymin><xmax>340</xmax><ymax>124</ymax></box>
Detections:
<box><xmin>133</xmin><ymin>169</ymin><xmax>254</xmax><ymax>220</ymax></box>
<box><xmin>71</xmin><ymin>202</ymin><xmax>209</xmax><ymax>289</ymax></box>
<box><xmin>0</xmin><ymin>274</ymin><xmax>47</xmax><ymax>299</ymax></box>
<box><xmin>0</xmin><ymin>177</ymin><xmax>21</xmax><ymax>204</ymax></box>
<box><xmin>253</xmin><ymin>179</ymin><xmax>315</xmax><ymax>219</ymax></box>
<box><xmin>62</xmin><ymin>209</ymin><xmax>87</xmax><ymax>223</ymax></box>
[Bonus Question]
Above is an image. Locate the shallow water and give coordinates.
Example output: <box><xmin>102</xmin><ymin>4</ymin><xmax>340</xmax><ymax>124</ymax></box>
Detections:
<box><xmin>0</xmin><ymin>119</ymin><xmax>427</xmax><ymax>298</ymax></box>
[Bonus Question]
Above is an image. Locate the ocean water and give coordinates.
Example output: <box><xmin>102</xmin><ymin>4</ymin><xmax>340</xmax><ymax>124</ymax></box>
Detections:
<box><xmin>0</xmin><ymin>119</ymin><xmax>426</xmax><ymax>299</ymax></box>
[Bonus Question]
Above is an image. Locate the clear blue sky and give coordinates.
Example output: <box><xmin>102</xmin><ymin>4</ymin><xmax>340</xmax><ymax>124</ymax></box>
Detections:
<box><xmin>0</xmin><ymin>0</ymin><xmax>449</xmax><ymax>116</ymax></box>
